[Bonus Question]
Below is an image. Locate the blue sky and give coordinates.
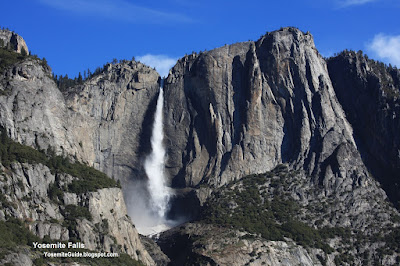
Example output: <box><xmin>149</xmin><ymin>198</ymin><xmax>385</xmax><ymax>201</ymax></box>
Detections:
<box><xmin>1</xmin><ymin>0</ymin><xmax>399</xmax><ymax>77</ymax></box>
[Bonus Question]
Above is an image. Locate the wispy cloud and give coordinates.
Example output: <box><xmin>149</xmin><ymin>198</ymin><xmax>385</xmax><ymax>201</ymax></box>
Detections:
<box><xmin>338</xmin><ymin>0</ymin><xmax>377</xmax><ymax>7</ymax></box>
<box><xmin>38</xmin><ymin>0</ymin><xmax>192</xmax><ymax>24</ymax></box>
<box><xmin>137</xmin><ymin>54</ymin><xmax>178</xmax><ymax>78</ymax></box>
<box><xmin>367</xmin><ymin>33</ymin><xmax>400</xmax><ymax>66</ymax></box>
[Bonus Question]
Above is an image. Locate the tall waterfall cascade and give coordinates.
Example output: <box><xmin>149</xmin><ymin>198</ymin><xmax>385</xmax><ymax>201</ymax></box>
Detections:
<box><xmin>126</xmin><ymin>83</ymin><xmax>183</xmax><ymax>236</ymax></box>
<box><xmin>144</xmin><ymin>86</ymin><xmax>171</xmax><ymax>218</ymax></box>
<box><xmin>127</xmin><ymin>84</ymin><xmax>176</xmax><ymax>236</ymax></box>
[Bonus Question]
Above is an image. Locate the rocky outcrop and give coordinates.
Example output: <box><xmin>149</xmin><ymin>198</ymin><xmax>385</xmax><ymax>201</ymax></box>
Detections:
<box><xmin>0</xmin><ymin>57</ymin><xmax>75</xmax><ymax>157</ymax></box>
<box><xmin>0</xmin><ymin>52</ymin><xmax>159</xmax><ymax>264</ymax></box>
<box><xmin>157</xmin><ymin>163</ymin><xmax>400</xmax><ymax>265</ymax></box>
<box><xmin>158</xmin><ymin>223</ymin><xmax>327</xmax><ymax>266</ymax></box>
<box><xmin>0</xmin><ymin>56</ymin><xmax>159</xmax><ymax>185</ymax></box>
<box><xmin>140</xmin><ymin>235</ymin><xmax>171</xmax><ymax>266</ymax></box>
<box><xmin>2</xmin><ymin>27</ymin><xmax>400</xmax><ymax>265</ymax></box>
<box><xmin>0</xmin><ymin>160</ymin><xmax>154</xmax><ymax>265</ymax></box>
<box><xmin>0</xmin><ymin>29</ymin><xmax>29</xmax><ymax>54</ymax></box>
<box><xmin>161</xmin><ymin>27</ymin><xmax>400</xmax><ymax>265</ymax></box>
<box><xmin>164</xmin><ymin>28</ymin><xmax>357</xmax><ymax>191</ymax></box>
<box><xmin>327</xmin><ymin>51</ymin><xmax>400</xmax><ymax>207</ymax></box>
<box><xmin>65</xmin><ymin>61</ymin><xmax>160</xmax><ymax>183</ymax></box>
<box><xmin>0</xmin><ymin>248</ymin><xmax>33</xmax><ymax>266</ymax></box>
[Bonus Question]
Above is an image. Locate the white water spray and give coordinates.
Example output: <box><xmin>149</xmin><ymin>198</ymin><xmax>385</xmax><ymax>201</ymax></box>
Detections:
<box><xmin>144</xmin><ymin>87</ymin><xmax>170</xmax><ymax>218</ymax></box>
<box><xmin>126</xmin><ymin>85</ymin><xmax>184</xmax><ymax>236</ymax></box>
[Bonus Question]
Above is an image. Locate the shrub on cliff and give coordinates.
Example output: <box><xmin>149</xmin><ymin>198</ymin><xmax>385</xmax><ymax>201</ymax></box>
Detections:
<box><xmin>0</xmin><ymin>47</ymin><xmax>27</xmax><ymax>74</ymax></box>
<box><xmin>0</xmin><ymin>127</ymin><xmax>118</xmax><ymax>193</ymax></box>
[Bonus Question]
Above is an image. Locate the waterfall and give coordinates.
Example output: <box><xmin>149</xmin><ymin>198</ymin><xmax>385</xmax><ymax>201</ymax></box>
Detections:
<box><xmin>127</xmin><ymin>83</ymin><xmax>180</xmax><ymax>235</ymax></box>
<box><xmin>144</xmin><ymin>86</ymin><xmax>170</xmax><ymax>218</ymax></box>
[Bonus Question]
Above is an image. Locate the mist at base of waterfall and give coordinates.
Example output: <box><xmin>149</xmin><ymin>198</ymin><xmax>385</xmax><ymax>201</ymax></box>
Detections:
<box><xmin>125</xmin><ymin>180</ymin><xmax>185</xmax><ymax>236</ymax></box>
<box><xmin>125</xmin><ymin>87</ymin><xmax>184</xmax><ymax>236</ymax></box>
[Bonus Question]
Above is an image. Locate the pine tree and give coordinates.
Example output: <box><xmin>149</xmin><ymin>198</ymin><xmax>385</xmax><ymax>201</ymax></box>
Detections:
<box><xmin>78</xmin><ymin>72</ymin><xmax>83</xmax><ymax>84</ymax></box>
<box><xmin>21</xmin><ymin>47</ymin><xmax>27</xmax><ymax>57</ymax></box>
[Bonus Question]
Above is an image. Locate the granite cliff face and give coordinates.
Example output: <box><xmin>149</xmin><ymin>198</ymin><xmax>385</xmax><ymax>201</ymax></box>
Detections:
<box><xmin>327</xmin><ymin>51</ymin><xmax>400</xmax><ymax>207</ymax></box>
<box><xmin>1</xmin><ymin>28</ymin><xmax>400</xmax><ymax>265</ymax></box>
<box><xmin>0</xmin><ymin>55</ymin><xmax>159</xmax><ymax>185</ymax></box>
<box><xmin>158</xmin><ymin>223</ymin><xmax>327</xmax><ymax>266</ymax></box>
<box><xmin>64</xmin><ymin>61</ymin><xmax>160</xmax><ymax>183</ymax></box>
<box><xmin>0</xmin><ymin>33</ymin><xmax>160</xmax><ymax>265</ymax></box>
<box><xmin>161</xmin><ymin>28</ymin><xmax>400</xmax><ymax>265</ymax></box>
<box><xmin>0</xmin><ymin>58</ymin><xmax>73</xmax><ymax>156</ymax></box>
<box><xmin>159</xmin><ymin>164</ymin><xmax>398</xmax><ymax>265</ymax></box>
<box><xmin>164</xmin><ymin>28</ymin><xmax>356</xmax><ymax>191</ymax></box>
<box><xmin>0</xmin><ymin>160</ymin><xmax>154</xmax><ymax>265</ymax></box>
<box><xmin>0</xmin><ymin>29</ymin><xmax>29</xmax><ymax>54</ymax></box>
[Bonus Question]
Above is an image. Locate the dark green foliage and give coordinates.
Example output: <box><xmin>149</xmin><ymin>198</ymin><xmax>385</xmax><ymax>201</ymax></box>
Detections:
<box><xmin>0</xmin><ymin>47</ymin><xmax>27</xmax><ymax>74</ymax></box>
<box><xmin>53</xmin><ymin>58</ymin><xmax>136</xmax><ymax>92</ymax></box>
<box><xmin>20</xmin><ymin>47</ymin><xmax>27</xmax><ymax>57</ymax></box>
<box><xmin>0</xmin><ymin>127</ymin><xmax>118</xmax><ymax>193</ymax></box>
<box><xmin>200</xmin><ymin>168</ymin><xmax>336</xmax><ymax>253</ymax></box>
<box><xmin>62</xmin><ymin>205</ymin><xmax>92</xmax><ymax>222</ymax></box>
<box><xmin>0</xmin><ymin>131</ymin><xmax>47</xmax><ymax>168</ymax></box>
<box><xmin>0</xmin><ymin>193</ymin><xmax>16</xmax><ymax>209</ymax></box>
<box><xmin>66</xmin><ymin>162</ymin><xmax>117</xmax><ymax>194</ymax></box>
<box><xmin>319</xmin><ymin>227</ymin><xmax>351</xmax><ymax>241</ymax></box>
<box><xmin>0</xmin><ymin>46</ymin><xmax>49</xmax><ymax>77</ymax></box>
<box><xmin>368</xmin><ymin>227</ymin><xmax>400</xmax><ymax>257</ymax></box>
<box><xmin>45</xmin><ymin>153</ymin><xmax>117</xmax><ymax>194</ymax></box>
<box><xmin>53</xmin><ymin>73</ymin><xmax>84</xmax><ymax>92</ymax></box>
<box><xmin>0</xmin><ymin>218</ymin><xmax>41</xmax><ymax>248</ymax></box>
<box><xmin>334</xmin><ymin>252</ymin><xmax>355</xmax><ymax>265</ymax></box>
<box><xmin>281</xmin><ymin>221</ymin><xmax>334</xmax><ymax>253</ymax></box>
<box><xmin>61</xmin><ymin>205</ymin><xmax>92</xmax><ymax>236</ymax></box>
<box><xmin>48</xmin><ymin>182</ymin><xmax>64</xmax><ymax>202</ymax></box>
<box><xmin>39</xmin><ymin>57</ymin><xmax>49</xmax><ymax>69</ymax></box>
<box><xmin>385</xmin><ymin>227</ymin><xmax>400</xmax><ymax>253</ymax></box>
<box><xmin>94</xmin><ymin>219</ymin><xmax>109</xmax><ymax>235</ymax></box>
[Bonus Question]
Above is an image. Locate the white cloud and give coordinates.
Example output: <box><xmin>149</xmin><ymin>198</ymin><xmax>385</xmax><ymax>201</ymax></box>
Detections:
<box><xmin>137</xmin><ymin>54</ymin><xmax>178</xmax><ymax>78</ymax></box>
<box><xmin>338</xmin><ymin>0</ymin><xmax>377</xmax><ymax>7</ymax></box>
<box><xmin>38</xmin><ymin>0</ymin><xmax>192</xmax><ymax>24</ymax></box>
<box><xmin>367</xmin><ymin>34</ymin><xmax>400</xmax><ymax>66</ymax></box>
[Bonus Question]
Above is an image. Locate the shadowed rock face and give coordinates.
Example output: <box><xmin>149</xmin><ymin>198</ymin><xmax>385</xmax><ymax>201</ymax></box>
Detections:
<box><xmin>164</xmin><ymin>28</ymin><xmax>357</xmax><ymax>192</ymax></box>
<box><xmin>327</xmin><ymin>51</ymin><xmax>400</xmax><ymax>207</ymax></box>
<box><xmin>64</xmin><ymin>62</ymin><xmax>160</xmax><ymax>184</ymax></box>
<box><xmin>159</xmin><ymin>28</ymin><xmax>400</xmax><ymax>265</ymax></box>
